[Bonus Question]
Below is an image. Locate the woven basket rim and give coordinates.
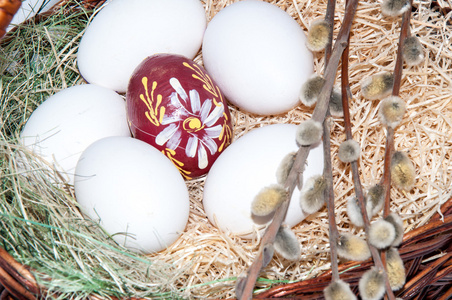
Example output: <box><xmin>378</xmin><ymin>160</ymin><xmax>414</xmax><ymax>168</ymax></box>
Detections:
<box><xmin>1</xmin><ymin>0</ymin><xmax>452</xmax><ymax>299</ymax></box>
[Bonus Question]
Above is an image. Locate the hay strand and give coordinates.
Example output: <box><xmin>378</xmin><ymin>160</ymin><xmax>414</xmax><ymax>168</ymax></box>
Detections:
<box><xmin>0</xmin><ymin>0</ymin><xmax>451</xmax><ymax>299</ymax></box>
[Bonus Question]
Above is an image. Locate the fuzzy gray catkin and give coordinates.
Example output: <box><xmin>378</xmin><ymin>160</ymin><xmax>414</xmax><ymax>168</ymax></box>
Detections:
<box><xmin>251</xmin><ymin>184</ymin><xmax>286</xmax><ymax>217</ymax></box>
<box><xmin>299</xmin><ymin>175</ymin><xmax>326</xmax><ymax>214</ymax></box>
<box><xmin>296</xmin><ymin>119</ymin><xmax>322</xmax><ymax>146</ymax></box>
<box><xmin>402</xmin><ymin>36</ymin><xmax>424</xmax><ymax>66</ymax></box>
<box><xmin>385</xmin><ymin>247</ymin><xmax>406</xmax><ymax>290</ymax></box>
<box><xmin>361</xmin><ymin>72</ymin><xmax>394</xmax><ymax>100</ymax></box>
<box><xmin>262</xmin><ymin>244</ymin><xmax>274</xmax><ymax>268</ymax></box>
<box><xmin>384</xmin><ymin>212</ymin><xmax>404</xmax><ymax>247</ymax></box>
<box><xmin>391</xmin><ymin>151</ymin><xmax>416</xmax><ymax>191</ymax></box>
<box><xmin>359</xmin><ymin>267</ymin><xmax>385</xmax><ymax>300</ymax></box>
<box><xmin>324</xmin><ymin>280</ymin><xmax>357</xmax><ymax>300</ymax></box>
<box><xmin>337</xmin><ymin>233</ymin><xmax>371</xmax><ymax>261</ymax></box>
<box><xmin>276</xmin><ymin>152</ymin><xmax>297</xmax><ymax>185</ymax></box>
<box><xmin>379</xmin><ymin>96</ymin><xmax>406</xmax><ymax>129</ymax></box>
<box><xmin>381</xmin><ymin>0</ymin><xmax>411</xmax><ymax>17</ymax></box>
<box><xmin>366</xmin><ymin>184</ymin><xmax>385</xmax><ymax>217</ymax></box>
<box><xmin>347</xmin><ymin>195</ymin><xmax>367</xmax><ymax>227</ymax></box>
<box><xmin>299</xmin><ymin>75</ymin><xmax>325</xmax><ymax>107</ymax></box>
<box><xmin>273</xmin><ymin>226</ymin><xmax>301</xmax><ymax>261</ymax></box>
<box><xmin>306</xmin><ymin>19</ymin><xmax>330</xmax><ymax>52</ymax></box>
<box><xmin>329</xmin><ymin>86</ymin><xmax>343</xmax><ymax>117</ymax></box>
<box><xmin>368</xmin><ymin>219</ymin><xmax>396</xmax><ymax>249</ymax></box>
<box><xmin>299</xmin><ymin>76</ymin><xmax>343</xmax><ymax>117</ymax></box>
<box><xmin>338</xmin><ymin>139</ymin><xmax>361</xmax><ymax>163</ymax></box>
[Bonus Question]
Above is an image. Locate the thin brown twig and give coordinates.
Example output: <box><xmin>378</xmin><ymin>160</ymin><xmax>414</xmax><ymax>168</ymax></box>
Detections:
<box><xmin>324</xmin><ymin>0</ymin><xmax>337</xmax><ymax>65</ymax></box>
<box><xmin>236</xmin><ymin>149</ymin><xmax>310</xmax><ymax>300</ymax></box>
<box><xmin>380</xmin><ymin>4</ymin><xmax>414</xmax><ymax>300</ymax></box>
<box><xmin>381</xmin><ymin>127</ymin><xmax>395</xmax><ymax>217</ymax></box>
<box><xmin>340</xmin><ymin>24</ymin><xmax>396</xmax><ymax>300</ymax></box>
<box><xmin>392</xmin><ymin>0</ymin><xmax>413</xmax><ymax>98</ymax></box>
<box><xmin>343</xmin><ymin>1</ymin><xmax>413</xmax><ymax>299</ymax></box>
<box><xmin>322</xmin><ymin>0</ymin><xmax>339</xmax><ymax>285</ymax></box>
<box><xmin>311</xmin><ymin>0</ymin><xmax>359</xmax><ymax>124</ymax></box>
<box><xmin>235</xmin><ymin>0</ymin><xmax>360</xmax><ymax>298</ymax></box>
<box><xmin>341</xmin><ymin>40</ymin><xmax>352</xmax><ymax>140</ymax></box>
<box><xmin>381</xmin><ymin>0</ymin><xmax>413</xmax><ymax>218</ymax></box>
<box><xmin>380</xmin><ymin>5</ymin><xmax>413</xmax><ymax>298</ymax></box>
<box><xmin>323</xmin><ymin>117</ymin><xmax>340</xmax><ymax>282</ymax></box>
<box><xmin>347</xmin><ymin>127</ymin><xmax>397</xmax><ymax>300</ymax></box>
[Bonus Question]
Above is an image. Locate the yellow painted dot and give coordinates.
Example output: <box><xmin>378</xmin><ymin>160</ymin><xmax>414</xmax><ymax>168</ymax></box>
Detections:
<box><xmin>183</xmin><ymin>117</ymin><xmax>203</xmax><ymax>132</ymax></box>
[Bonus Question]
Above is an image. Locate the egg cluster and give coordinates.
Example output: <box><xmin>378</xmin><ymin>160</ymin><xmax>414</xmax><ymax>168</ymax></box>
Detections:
<box><xmin>18</xmin><ymin>0</ymin><xmax>317</xmax><ymax>253</ymax></box>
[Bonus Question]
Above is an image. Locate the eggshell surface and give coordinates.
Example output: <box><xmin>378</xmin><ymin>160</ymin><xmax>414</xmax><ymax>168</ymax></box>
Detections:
<box><xmin>203</xmin><ymin>124</ymin><xmax>324</xmax><ymax>238</ymax></box>
<box><xmin>202</xmin><ymin>0</ymin><xmax>313</xmax><ymax>115</ymax></box>
<box><xmin>20</xmin><ymin>84</ymin><xmax>130</xmax><ymax>184</ymax></box>
<box><xmin>74</xmin><ymin>136</ymin><xmax>190</xmax><ymax>254</ymax></box>
<box><xmin>126</xmin><ymin>54</ymin><xmax>233</xmax><ymax>180</ymax></box>
<box><xmin>77</xmin><ymin>0</ymin><xmax>207</xmax><ymax>93</ymax></box>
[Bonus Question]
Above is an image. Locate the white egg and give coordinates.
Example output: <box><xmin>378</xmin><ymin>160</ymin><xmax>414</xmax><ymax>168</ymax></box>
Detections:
<box><xmin>202</xmin><ymin>0</ymin><xmax>313</xmax><ymax>116</ymax></box>
<box><xmin>77</xmin><ymin>0</ymin><xmax>207</xmax><ymax>93</ymax></box>
<box><xmin>7</xmin><ymin>0</ymin><xmax>60</xmax><ymax>32</ymax></box>
<box><xmin>74</xmin><ymin>136</ymin><xmax>190</xmax><ymax>254</ymax></box>
<box><xmin>203</xmin><ymin>124</ymin><xmax>324</xmax><ymax>238</ymax></box>
<box><xmin>20</xmin><ymin>84</ymin><xmax>131</xmax><ymax>184</ymax></box>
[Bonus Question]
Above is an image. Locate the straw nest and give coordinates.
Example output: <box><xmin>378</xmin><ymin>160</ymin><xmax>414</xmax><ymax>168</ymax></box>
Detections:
<box><xmin>0</xmin><ymin>0</ymin><xmax>451</xmax><ymax>299</ymax></box>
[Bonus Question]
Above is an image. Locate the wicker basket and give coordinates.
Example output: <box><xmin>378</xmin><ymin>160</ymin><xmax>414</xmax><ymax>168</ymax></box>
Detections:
<box><xmin>1</xmin><ymin>0</ymin><xmax>451</xmax><ymax>299</ymax></box>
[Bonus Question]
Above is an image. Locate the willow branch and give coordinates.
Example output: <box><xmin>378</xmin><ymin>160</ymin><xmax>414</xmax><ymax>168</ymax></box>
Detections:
<box><xmin>312</xmin><ymin>0</ymin><xmax>359</xmax><ymax>123</ymax></box>
<box><xmin>380</xmin><ymin>4</ymin><xmax>413</xmax><ymax>299</ymax></box>
<box><xmin>391</xmin><ymin>0</ymin><xmax>412</xmax><ymax>98</ymax></box>
<box><xmin>340</xmin><ymin>26</ymin><xmax>396</xmax><ymax>300</ymax></box>
<box><xmin>341</xmin><ymin>38</ymin><xmax>352</xmax><ymax>140</ymax></box>
<box><xmin>235</xmin><ymin>1</ymin><xmax>360</xmax><ymax>298</ymax></box>
<box><xmin>236</xmin><ymin>149</ymin><xmax>310</xmax><ymax>300</ymax></box>
<box><xmin>382</xmin><ymin>0</ymin><xmax>413</xmax><ymax>218</ymax></box>
<box><xmin>322</xmin><ymin>0</ymin><xmax>339</xmax><ymax>284</ymax></box>
<box><xmin>348</xmin><ymin>119</ymin><xmax>397</xmax><ymax>300</ymax></box>
<box><xmin>381</xmin><ymin>127</ymin><xmax>395</xmax><ymax>217</ymax></box>
<box><xmin>324</xmin><ymin>0</ymin><xmax>337</xmax><ymax>65</ymax></box>
<box><xmin>323</xmin><ymin>116</ymin><xmax>340</xmax><ymax>282</ymax></box>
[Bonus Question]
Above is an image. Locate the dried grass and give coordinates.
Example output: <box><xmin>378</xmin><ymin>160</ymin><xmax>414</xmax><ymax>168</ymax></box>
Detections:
<box><xmin>0</xmin><ymin>0</ymin><xmax>451</xmax><ymax>299</ymax></box>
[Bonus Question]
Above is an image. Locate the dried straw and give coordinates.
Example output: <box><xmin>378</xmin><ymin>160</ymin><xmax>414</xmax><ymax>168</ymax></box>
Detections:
<box><xmin>0</xmin><ymin>0</ymin><xmax>451</xmax><ymax>299</ymax></box>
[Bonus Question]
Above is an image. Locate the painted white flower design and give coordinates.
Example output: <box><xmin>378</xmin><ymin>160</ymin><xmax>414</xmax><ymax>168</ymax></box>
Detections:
<box><xmin>155</xmin><ymin>77</ymin><xmax>224</xmax><ymax>169</ymax></box>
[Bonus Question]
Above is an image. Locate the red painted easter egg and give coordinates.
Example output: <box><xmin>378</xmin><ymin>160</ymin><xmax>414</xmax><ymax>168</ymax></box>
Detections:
<box><xmin>126</xmin><ymin>54</ymin><xmax>233</xmax><ymax>180</ymax></box>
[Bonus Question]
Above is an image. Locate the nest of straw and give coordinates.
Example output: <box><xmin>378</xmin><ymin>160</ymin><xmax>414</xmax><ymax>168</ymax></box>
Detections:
<box><xmin>0</xmin><ymin>0</ymin><xmax>451</xmax><ymax>299</ymax></box>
